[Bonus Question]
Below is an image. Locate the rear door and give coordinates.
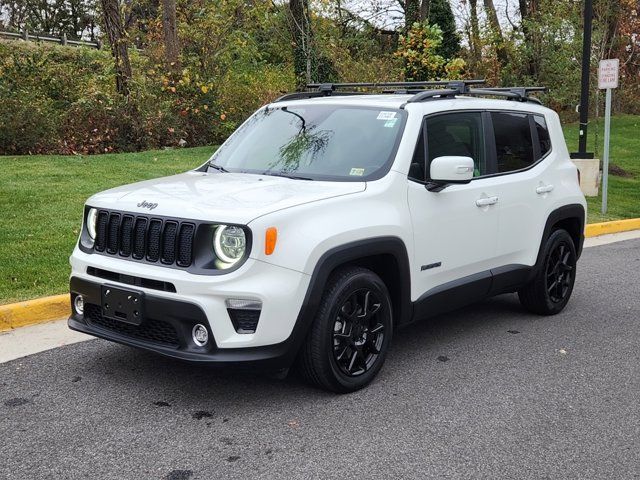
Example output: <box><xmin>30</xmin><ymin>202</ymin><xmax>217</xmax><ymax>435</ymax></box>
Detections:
<box><xmin>488</xmin><ymin>111</ymin><xmax>555</xmax><ymax>269</ymax></box>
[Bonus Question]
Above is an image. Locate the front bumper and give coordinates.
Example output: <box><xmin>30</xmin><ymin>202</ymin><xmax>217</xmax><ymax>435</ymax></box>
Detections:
<box><xmin>70</xmin><ymin>247</ymin><xmax>311</xmax><ymax>348</ymax></box>
<box><xmin>69</xmin><ymin>277</ymin><xmax>305</xmax><ymax>368</ymax></box>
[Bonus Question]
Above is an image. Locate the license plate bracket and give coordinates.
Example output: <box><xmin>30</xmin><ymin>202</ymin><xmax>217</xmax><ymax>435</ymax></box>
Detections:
<box><xmin>101</xmin><ymin>285</ymin><xmax>144</xmax><ymax>326</ymax></box>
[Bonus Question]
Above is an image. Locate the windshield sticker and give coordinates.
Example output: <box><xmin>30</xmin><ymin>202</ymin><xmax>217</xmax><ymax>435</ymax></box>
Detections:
<box><xmin>349</xmin><ymin>168</ymin><xmax>365</xmax><ymax>176</ymax></box>
<box><xmin>376</xmin><ymin>111</ymin><xmax>397</xmax><ymax>120</ymax></box>
<box><xmin>384</xmin><ymin>118</ymin><xmax>398</xmax><ymax>128</ymax></box>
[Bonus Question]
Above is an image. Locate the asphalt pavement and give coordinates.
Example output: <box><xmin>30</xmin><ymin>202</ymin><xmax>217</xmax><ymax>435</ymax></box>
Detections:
<box><xmin>1</xmin><ymin>238</ymin><xmax>639</xmax><ymax>479</ymax></box>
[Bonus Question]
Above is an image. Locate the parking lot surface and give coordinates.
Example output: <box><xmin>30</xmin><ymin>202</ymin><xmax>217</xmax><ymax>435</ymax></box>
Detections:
<box><xmin>1</xmin><ymin>239</ymin><xmax>639</xmax><ymax>479</ymax></box>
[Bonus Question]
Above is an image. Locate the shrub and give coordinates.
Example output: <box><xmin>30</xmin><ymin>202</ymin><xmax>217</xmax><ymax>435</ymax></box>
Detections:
<box><xmin>0</xmin><ymin>41</ymin><xmax>295</xmax><ymax>154</ymax></box>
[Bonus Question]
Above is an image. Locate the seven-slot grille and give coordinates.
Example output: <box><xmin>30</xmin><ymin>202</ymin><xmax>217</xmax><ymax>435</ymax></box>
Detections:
<box><xmin>94</xmin><ymin>210</ymin><xmax>195</xmax><ymax>267</ymax></box>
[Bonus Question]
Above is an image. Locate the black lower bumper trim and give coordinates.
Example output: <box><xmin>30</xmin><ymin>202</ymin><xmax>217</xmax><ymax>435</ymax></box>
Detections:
<box><xmin>69</xmin><ymin>277</ymin><xmax>300</xmax><ymax>369</ymax></box>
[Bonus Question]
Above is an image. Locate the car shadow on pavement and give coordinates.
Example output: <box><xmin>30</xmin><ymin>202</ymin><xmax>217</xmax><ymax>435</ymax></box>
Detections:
<box><xmin>80</xmin><ymin>292</ymin><xmax>540</xmax><ymax>402</ymax></box>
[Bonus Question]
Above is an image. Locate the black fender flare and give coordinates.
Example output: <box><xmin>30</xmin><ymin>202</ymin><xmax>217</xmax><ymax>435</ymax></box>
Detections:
<box><xmin>535</xmin><ymin>203</ymin><xmax>586</xmax><ymax>267</ymax></box>
<box><xmin>281</xmin><ymin>236</ymin><xmax>412</xmax><ymax>364</ymax></box>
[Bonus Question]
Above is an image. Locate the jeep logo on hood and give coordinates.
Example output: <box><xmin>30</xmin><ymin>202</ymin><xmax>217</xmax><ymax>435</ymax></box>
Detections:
<box><xmin>137</xmin><ymin>200</ymin><xmax>158</xmax><ymax>210</ymax></box>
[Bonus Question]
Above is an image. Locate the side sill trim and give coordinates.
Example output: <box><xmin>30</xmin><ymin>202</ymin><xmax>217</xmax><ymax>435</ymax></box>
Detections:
<box><xmin>411</xmin><ymin>264</ymin><xmax>533</xmax><ymax>322</ymax></box>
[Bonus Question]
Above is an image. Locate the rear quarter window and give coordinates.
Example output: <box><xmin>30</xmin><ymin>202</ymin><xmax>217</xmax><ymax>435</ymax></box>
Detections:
<box><xmin>534</xmin><ymin>115</ymin><xmax>552</xmax><ymax>158</ymax></box>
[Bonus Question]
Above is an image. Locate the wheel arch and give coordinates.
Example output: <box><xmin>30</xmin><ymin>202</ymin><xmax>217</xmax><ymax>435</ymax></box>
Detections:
<box><xmin>308</xmin><ymin>237</ymin><xmax>412</xmax><ymax>327</ymax></box>
<box><xmin>536</xmin><ymin>204</ymin><xmax>586</xmax><ymax>266</ymax></box>
<box><xmin>286</xmin><ymin>236</ymin><xmax>412</xmax><ymax>363</ymax></box>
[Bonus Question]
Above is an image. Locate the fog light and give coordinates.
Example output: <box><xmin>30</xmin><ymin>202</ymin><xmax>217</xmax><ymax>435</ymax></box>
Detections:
<box><xmin>192</xmin><ymin>324</ymin><xmax>209</xmax><ymax>346</ymax></box>
<box><xmin>73</xmin><ymin>295</ymin><xmax>84</xmax><ymax>315</ymax></box>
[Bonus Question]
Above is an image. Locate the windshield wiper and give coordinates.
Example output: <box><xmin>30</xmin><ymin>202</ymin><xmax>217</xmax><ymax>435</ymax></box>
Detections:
<box><xmin>207</xmin><ymin>162</ymin><xmax>229</xmax><ymax>173</ymax></box>
<box><xmin>260</xmin><ymin>171</ymin><xmax>313</xmax><ymax>181</ymax></box>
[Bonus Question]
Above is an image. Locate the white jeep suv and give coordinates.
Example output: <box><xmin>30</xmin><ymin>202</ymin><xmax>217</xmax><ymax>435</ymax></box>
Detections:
<box><xmin>69</xmin><ymin>81</ymin><xmax>586</xmax><ymax>392</ymax></box>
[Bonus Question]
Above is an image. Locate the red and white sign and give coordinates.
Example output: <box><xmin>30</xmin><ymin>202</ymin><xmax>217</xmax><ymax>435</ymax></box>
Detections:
<box><xmin>598</xmin><ymin>59</ymin><xmax>619</xmax><ymax>90</ymax></box>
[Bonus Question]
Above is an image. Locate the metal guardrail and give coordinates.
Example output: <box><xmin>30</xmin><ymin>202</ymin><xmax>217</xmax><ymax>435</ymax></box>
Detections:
<box><xmin>0</xmin><ymin>30</ymin><xmax>100</xmax><ymax>48</ymax></box>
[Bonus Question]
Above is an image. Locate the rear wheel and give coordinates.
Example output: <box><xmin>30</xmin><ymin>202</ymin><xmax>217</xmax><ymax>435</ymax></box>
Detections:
<box><xmin>297</xmin><ymin>266</ymin><xmax>393</xmax><ymax>393</ymax></box>
<box><xmin>518</xmin><ymin>229</ymin><xmax>577</xmax><ymax>315</ymax></box>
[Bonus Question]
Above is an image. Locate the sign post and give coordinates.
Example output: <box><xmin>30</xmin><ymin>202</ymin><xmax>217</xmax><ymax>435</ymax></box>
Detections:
<box><xmin>598</xmin><ymin>59</ymin><xmax>619</xmax><ymax>214</ymax></box>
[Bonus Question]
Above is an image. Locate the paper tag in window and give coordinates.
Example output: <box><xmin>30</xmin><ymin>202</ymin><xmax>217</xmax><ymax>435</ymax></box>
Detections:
<box><xmin>376</xmin><ymin>111</ymin><xmax>396</xmax><ymax>120</ymax></box>
<box><xmin>384</xmin><ymin>118</ymin><xmax>398</xmax><ymax>128</ymax></box>
<box><xmin>349</xmin><ymin>168</ymin><xmax>365</xmax><ymax>176</ymax></box>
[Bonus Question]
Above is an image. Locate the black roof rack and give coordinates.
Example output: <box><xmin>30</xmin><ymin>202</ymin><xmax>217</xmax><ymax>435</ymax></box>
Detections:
<box><xmin>273</xmin><ymin>80</ymin><xmax>547</xmax><ymax>105</ymax></box>
<box><xmin>273</xmin><ymin>80</ymin><xmax>485</xmax><ymax>102</ymax></box>
<box><xmin>406</xmin><ymin>85</ymin><xmax>547</xmax><ymax>104</ymax></box>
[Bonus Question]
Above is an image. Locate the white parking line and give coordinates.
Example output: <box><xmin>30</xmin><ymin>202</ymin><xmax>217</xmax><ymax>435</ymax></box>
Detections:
<box><xmin>0</xmin><ymin>319</ymin><xmax>91</xmax><ymax>364</ymax></box>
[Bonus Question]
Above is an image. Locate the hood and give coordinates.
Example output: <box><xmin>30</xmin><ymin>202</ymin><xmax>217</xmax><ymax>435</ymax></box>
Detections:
<box><xmin>87</xmin><ymin>171</ymin><xmax>366</xmax><ymax>224</ymax></box>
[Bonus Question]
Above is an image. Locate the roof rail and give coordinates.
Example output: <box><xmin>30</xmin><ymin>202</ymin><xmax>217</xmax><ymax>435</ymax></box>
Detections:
<box><xmin>306</xmin><ymin>80</ymin><xmax>486</xmax><ymax>91</ymax></box>
<box><xmin>273</xmin><ymin>81</ymin><xmax>547</xmax><ymax>105</ymax></box>
<box><xmin>273</xmin><ymin>80</ymin><xmax>486</xmax><ymax>102</ymax></box>
<box><xmin>407</xmin><ymin>85</ymin><xmax>547</xmax><ymax>104</ymax></box>
<box><xmin>470</xmin><ymin>86</ymin><xmax>548</xmax><ymax>104</ymax></box>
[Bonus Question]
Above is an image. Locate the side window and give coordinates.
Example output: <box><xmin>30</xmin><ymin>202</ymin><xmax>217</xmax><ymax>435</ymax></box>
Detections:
<box><xmin>408</xmin><ymin>127</ymin><xmax>426</xmax><ymax>181</ymax></box>
<box><xmin>426</xmin><ymin>112</ymin><xmax>487</xmax><ymax>178</ymax></box>
<box><xmin>534</xmin><ymin>115</ymin><xmax>552</xmax><ymax>158</ymax></box>
<box><xmin>491</xmin><ymin>112</ymin><xmax>534</xmax><ymax>173</ymax></box>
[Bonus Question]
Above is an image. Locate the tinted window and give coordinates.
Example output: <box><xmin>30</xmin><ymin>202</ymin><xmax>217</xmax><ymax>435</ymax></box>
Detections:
<box><xmin>491</xmin><ymin>112</ymin><xmax>534</xmax><ymax>173</ymax></box>
<box><xmin>426</xmin><ymin>112</ymin><xmax>487</xmax><ymax>178</ymax></box>
<box><xmin>209</xmin><ymin>105</ymin><xmax>406</xmax><ymax>181</ymax></box>
<box><xmin>408</xmin><ymin>129</ymin><xmax>425</xmax><ymax>181</ymax></box>
<box><xmin>534</xmin><ymin>115</ymin><xmax>551</xmax><ymax>158</ymax></box>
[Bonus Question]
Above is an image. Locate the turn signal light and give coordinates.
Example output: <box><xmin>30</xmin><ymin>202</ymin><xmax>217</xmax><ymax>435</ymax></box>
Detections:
<box><xmin>265</xmin><ymin>227</ymin><xmax>277</xmax><ymax>255</ymax></box>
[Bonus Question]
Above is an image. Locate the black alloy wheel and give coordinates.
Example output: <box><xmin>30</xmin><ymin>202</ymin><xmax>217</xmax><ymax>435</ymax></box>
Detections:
<box><xmin>519</xmin><ymin>229</ymin><xmax>577</xmax><ymax>315</ymax></box>
<box><xmin>298</xmin><ymin>266</ymin><xmax>393</xmax><ymax>393</ymax></box>
<box><xmin>332</xmin><ymin>288</ymin><xmax>386</xmax><ymax>377</ymax></box>
<box><xmin>545</xmin><ymin>241</ymin><xmax>575</xmax><ymax>303</ymax></box>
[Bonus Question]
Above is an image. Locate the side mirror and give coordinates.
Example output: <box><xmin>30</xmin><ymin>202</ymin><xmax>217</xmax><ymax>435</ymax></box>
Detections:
<box><xmin>427</xmin><ymin>156</ymin><xmax>474</xmax><ymax>191</ymax></box>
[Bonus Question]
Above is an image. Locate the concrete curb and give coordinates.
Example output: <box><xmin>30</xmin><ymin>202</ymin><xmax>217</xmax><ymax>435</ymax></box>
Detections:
<box><xmin>0</xmin><ymin>295</ymin><xmax>69</xmax><ymax>332</ymax></box>
<box><xmin>1</xmin><ymin>218</ymin><xmax>639</xmax><ymax>332</ymax></box>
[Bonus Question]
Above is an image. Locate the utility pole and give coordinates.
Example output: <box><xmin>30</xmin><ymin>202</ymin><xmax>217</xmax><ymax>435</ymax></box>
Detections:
<box><xmin>571</xmin><ymin>0</ymin><xmax>594</xmax><ymax>159</ymax></box>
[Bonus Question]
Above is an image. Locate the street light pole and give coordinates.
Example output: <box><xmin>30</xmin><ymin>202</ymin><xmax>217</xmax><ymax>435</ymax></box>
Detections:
<box><xmin>571</xmin><ymin>0</ymin><xmax>594</xmax><ymax>159</ymax></box>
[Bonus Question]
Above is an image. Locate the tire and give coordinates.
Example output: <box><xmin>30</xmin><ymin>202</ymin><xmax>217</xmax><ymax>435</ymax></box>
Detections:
<box><xmin>518</xmin><ymin>229</ymin><xmax>577</xmax><ymax>315</ymax></box>
<box><xmin>297</xmin><ymin>266</ymin><xmax>393</xmax><ymax>393</ymax></box>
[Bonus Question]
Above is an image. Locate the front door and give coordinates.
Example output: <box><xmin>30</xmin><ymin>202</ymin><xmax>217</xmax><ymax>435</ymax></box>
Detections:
<box><xmin>407</xmin><ymin>111</ymin><xmax>503</xmax><ymax>309</ymax></box>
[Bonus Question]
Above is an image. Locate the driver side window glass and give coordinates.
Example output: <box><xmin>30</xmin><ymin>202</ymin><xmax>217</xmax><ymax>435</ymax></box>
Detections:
<box><xmin>426</xmin><ymin>112</ymin><xmax>487</xmax><ymax>178</ymax></box>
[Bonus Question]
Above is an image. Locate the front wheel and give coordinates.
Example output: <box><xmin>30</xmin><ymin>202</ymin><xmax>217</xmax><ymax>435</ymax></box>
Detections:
<box><xmin>297</xmin><ymin>266</ymin><xmax>393</xmax><ymax>393</ymax></box>
<box><xmin>518</xmin><ymin>229</ymin><xmax>577</xmax><ymax>315</ymax></box>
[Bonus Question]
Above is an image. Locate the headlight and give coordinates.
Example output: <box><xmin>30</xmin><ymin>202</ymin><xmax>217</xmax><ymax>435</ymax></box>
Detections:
<box><xmin>86</xmin><ymin>208</ymin><xmax>98</xmax><ymax>239</ymax></box>
<box><xmin>213</xmin><ymin>225</ymin><xmax>246</xmax><ymax>266</ymax></box>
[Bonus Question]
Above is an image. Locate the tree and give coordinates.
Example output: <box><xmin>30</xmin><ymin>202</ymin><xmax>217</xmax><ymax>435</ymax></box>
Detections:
<box><xmin>396</xmin><ymin>22</ymin><xmax>465</xmax><ymax>81</ymax></box>
<box><xmin>100</xmin><ymin>0</ymin><xmax>132</xmax><ymax>95</ymax></box>
<box><xmin>289</xmin><ymin>0</ymin><xmax>315</xmax><ymax>89</ymax></box>
<box><xmin>161</xmin><ymin>0</ymin><xmax>180</xmax><ymax>69</ymax></box>
<box><xmin>429</xmin><ymin>0</ymin><xmax>460</xmax><ymax>59</ymax></box>
<box><xmin>0</xmin><ymin>0</ymin><xmax>98</xmax><ymax>39</ymax></box>
<box><xmin>483</xmin><ymin>0</ymin><xmax>508</xmax><ymax>66</ymax></box>
<box><xmin>404</xmin><ymin>0</ymin><xmax>420</xmax><ymax>28</ymax></box>
<box><xmin>518</xmin><ymin>0</ymin><xmax>540</xmax><ymax>77</ymax></box>
<box><xmin>467</xmin><ymin>0</ymin><xmax>481</xmax><ymax>64</ymax></box>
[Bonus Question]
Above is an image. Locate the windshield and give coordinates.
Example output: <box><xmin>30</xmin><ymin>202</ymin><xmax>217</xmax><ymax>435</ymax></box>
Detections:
<box><xmin>208</xmin><ymin>105</ymin><xmax>407</xmax><ymax>181</ymax></box>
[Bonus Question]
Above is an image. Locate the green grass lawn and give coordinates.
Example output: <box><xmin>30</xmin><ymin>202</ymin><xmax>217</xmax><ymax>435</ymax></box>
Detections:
<box><xmin>563</xmin><ymin>114</ymin><xmax>640</xmax><ymax>222</ymax></box>
<box><xmin>0</xmin><ymin>146</ymin><xmax>215</xmax><ymax>304</ymax></box>
<box><xmin>1</xmin><ymin>115</ymin><xmax>638</xmax><ymax>304</ymax></box>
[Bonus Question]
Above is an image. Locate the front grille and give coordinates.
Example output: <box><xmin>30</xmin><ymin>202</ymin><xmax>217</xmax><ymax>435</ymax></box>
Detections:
<box><xmin>119</xmin><ymin>215</ymin><xmax>134</xmax><ymax>256</ymax></box>
<box><xmin>94</xmin><ymin>210</ymin><xmax>195</xmax><ymax>268</ymax></box>
<box><xmin>85</xmin><ymin>303</ymin><xmax>180</xmax><ymax>347</ymax></box>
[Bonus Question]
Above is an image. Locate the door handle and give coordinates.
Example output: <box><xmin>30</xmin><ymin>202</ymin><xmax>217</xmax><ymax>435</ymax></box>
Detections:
<box><xmin>536</xmin><ymin>184</ymin><xmax>554</xmax><ymax>194</ymax></box>
<box><xmin>475</xmin><ymin>196</ymin><xmax>498</xmax><ymax>207</ymax></box>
